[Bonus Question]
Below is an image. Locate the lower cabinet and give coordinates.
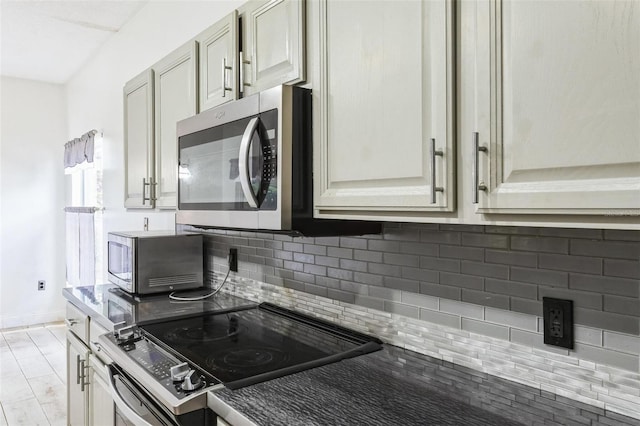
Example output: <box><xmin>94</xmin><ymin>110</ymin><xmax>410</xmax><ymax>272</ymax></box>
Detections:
<box><xmin>89</xmin><ymin>353</ymin><xmax>115</xmax><ymax>426</ymax></box>
<box><xmin>67</xmin><ymin>307</ymin><xmax>115</xmax><ymax>426</ymax></box>
<box><xmin>67</xmin><ymin>331</ymin><xmax>90</xmax><ymax>426</ymax></box>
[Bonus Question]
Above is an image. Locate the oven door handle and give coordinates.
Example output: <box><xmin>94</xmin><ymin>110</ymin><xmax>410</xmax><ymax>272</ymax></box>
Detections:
<box><xmin>238</xmin><ymin>116</ymin><xmax>262</xmax><ymax>208</ymax></box>
<box><xmin>106</xmin><ymin>364</ymin><xmax>154</xmax><ymax>426</ymax></box>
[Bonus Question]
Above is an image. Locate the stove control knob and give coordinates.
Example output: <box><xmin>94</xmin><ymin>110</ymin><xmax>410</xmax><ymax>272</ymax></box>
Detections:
<box><xmin>181</xmin><ymin>369</ymin><xmax>203</xmax><ymax>392</ymax></box>
<box><xmin>170</xmin><ymin>362</ymin><xmax>190</xmax><ymax>382</ymax></box>
<box><xmin>116</xmin><ymin>325</ymin><xmax>135</xmax><ymax>341</ymax></box>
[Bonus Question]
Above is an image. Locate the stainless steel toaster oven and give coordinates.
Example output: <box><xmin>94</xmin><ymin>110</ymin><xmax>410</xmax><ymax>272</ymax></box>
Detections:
<box><xmin>107</xmin><ymin>231</ymin><xmax>203</xmax><ymax>295</ymax></box>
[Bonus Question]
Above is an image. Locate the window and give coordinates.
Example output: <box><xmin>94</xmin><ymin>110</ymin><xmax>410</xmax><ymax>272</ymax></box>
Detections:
<box><xmin>65</xmin><ymin>133</ymin><xmax>104</xmax><ymax>286</ymax></box>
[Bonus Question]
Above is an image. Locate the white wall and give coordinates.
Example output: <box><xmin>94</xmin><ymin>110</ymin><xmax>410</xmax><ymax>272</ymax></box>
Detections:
<box><xmin>0</xmin><ymin>77</ymin><xmax>67</xmax><ymax>328</ymax></box>
<box><xmin>66</xmin><ymin>0</ymin><xmax>243</xmax><ymax>282</ymax></box>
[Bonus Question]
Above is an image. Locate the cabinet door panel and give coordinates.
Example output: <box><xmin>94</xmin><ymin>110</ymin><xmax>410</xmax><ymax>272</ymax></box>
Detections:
<box><xmin>124</xmin><ymin>70</ymin><xmax>154</xmax><ymax>209</ymax></box>
<box><xmin>198</xmin><ymin>11</ymin><xmax>238</xmax><ymax>111</ymax></box>
<box><xmin>67</xmin><ymin>332</ymin><xmax>88</xmax><ymax>426</ymax></box>
<box><xmin>314</xmin><ymin>0</ymin><xmax>454</xmax><ymax>214</ymax></box>
<box><xmin>476</xmin><ymin>0</ymin><xmax>640</xmax><ymax>213</ymax></box>
<box><xmin>154</xmin><ymin>42</ymin><xmax>198</xmax><ymax>209</ymax></box>
<box><xmin>89</xmin><ymin>354</ymin><xmax>114</xmax><ymax>426</ymax></box>
<box><xmin>242</xmin><ymin>0</ymin><xmax>305</xmax><ymax>95</ymax></box>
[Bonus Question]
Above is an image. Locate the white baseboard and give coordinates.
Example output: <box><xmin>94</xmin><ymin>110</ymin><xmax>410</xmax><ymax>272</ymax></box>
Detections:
<box><xmin>0</xmin><ymin>310</ymin><xmax>65</xmax><ymax>330</ymax></box>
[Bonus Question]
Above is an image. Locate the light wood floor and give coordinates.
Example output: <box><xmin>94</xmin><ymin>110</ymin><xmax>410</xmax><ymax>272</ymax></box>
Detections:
<box><xmin>0</xmin><ymin>323</ymin><xmax>66</xmax><ymax>426</ymax></box>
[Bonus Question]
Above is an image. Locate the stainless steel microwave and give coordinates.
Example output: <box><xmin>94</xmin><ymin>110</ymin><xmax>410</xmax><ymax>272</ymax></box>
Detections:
<box><xmin>175</xmin><ymin>85</ymin><xmax>379</xmax><ymax>236</ymax></box>
<box><xmin>107</xmin><ymin>231</ymin><xmax>203</xmax><ymax>295</ymax></box>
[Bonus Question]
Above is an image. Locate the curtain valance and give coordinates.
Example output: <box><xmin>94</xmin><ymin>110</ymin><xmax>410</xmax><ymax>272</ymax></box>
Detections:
<box><xmin>64</xmin><ymin>130</ymin><xmax>97</xmax><ymax>168</ymax></box>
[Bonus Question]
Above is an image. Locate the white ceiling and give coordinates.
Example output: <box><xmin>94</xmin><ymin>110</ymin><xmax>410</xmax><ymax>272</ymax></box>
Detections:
<box><xmin>1</xmin><ymin>0</ymin><xmax>147</xmax><ymax>84</ymax></box>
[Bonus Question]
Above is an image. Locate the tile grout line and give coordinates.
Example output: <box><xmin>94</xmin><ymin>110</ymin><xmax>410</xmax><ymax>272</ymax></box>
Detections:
<box><xmin>1</xmin><ymin>326</ymin><xmax>64</xmax><ymax>426</ymax></box>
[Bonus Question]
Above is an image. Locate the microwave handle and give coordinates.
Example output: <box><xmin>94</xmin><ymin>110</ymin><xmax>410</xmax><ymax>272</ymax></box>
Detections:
<box><xmin>238</xmin><ymin>117</ymin><xmax>261</xmax><ymax>208</ymax></box>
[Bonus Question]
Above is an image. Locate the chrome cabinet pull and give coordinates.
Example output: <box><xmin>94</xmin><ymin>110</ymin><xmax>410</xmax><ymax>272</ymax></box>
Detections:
<box><xmin>76</xmin><ymin>355</ymin><xmax>81</xmax><ymax>385</ymax></box>
<box><xmin>430</xmin><ymin>138</ymin><xmax>444</xmax><ymax>204</ymax></box>
<box><xmin>221</xmin><ymin>58</ymin><xmax>232</xmax><ymax>97</ymax></box>
<box><xmin>150</xmin><ymin>177</ymin><xmax>157</xmax><ymax>202</ymax></box>
<box><xmin>65</xmin><ymin>318</ymin><xmax>77</xmax><ymax>327</ymax></box>
<box><xmin>472</xmin><ymin>132</ymin><xmax>487</xmax><ymax>204</ymax></box>
<box><xmin>141</xmin><ymin>177</ymin><xmax>156</xmax><ymax>205</ymax></box>
<box><xmin>80</xmin><ymin>359</ymin><xmax>89</xmax><ymax>392</ymax></box>
<box><xmin>239</xmin><ymin>51</ymin><xmax>251</xmax><ymax>94</ymax></box>
<box><xmin>142</xmin><ymin>178</ymin><xmax>152</xmax><ymax>205</ymax></box>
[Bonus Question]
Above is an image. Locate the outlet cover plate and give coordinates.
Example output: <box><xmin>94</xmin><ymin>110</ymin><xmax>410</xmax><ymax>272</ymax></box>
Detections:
<box><xmin>543</xmin><ymin>297</ymin><xmax>573</xmax><ymax>349</ymax></box>
<box><xmin>229</xmin><ymin>248</ymin><xmax>238</xmax><ymax>272</ymax></box>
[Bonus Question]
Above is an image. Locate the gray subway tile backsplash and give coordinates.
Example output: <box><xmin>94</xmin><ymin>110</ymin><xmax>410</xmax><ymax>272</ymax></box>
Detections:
<box><xmin>570</xmin><ymin>239</ymin><xmax>640</xmax><ymax>260</ymax></box>
<box><xmin>603</xmin><ymin>259</ymin><xmax>640</xmax><ymax>280</ymax></box>
<box><xmin>569</xmin><ymin>273</ymin><xmax>639</xmax><ymax>298</ymax></box>
<box><xmin>188</xmin><ymin>222</ymin><xmax>639</xmax><ymax>377</ymax></box>
<box><xmin>539</xmin><ymin>253</ymin><xmax>603</xmax><ymax>275</ymax></box>
<box><xmin>603</xmin><ymin>294</ymin><xmax>640</xmax><ymax>316</ymax></box>
<box><xmin>511</xmin><ymin>236</ymin><xmax>569</xmax><ymax>254</ymax></box>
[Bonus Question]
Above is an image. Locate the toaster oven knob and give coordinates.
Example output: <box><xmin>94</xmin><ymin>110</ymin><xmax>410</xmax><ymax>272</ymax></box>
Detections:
<box><xmin>181</xmin><ymin>369</ymin><xmax>203</xmax><ymax>392</ymax></box>
<box><xmin>170</xmin><ymin>362</ymin><xmax>190</xmax><ymax>382</ymax></box>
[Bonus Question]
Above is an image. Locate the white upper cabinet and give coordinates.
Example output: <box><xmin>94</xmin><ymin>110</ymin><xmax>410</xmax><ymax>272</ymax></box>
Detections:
<box><xmin>198</xmin><ymin>11</ymin><xmax>239</xmax><ymax>111</ymax></box>
<box><xmin>471</xmin><ymin>0</ymin><xmax>640</xmax><ymax>215</ymax></box>
<box><xmin>312</xmin><ymin>0</ymin><xmax>455</xmax><ymax>218</ymax></box>
<box><xmin>153</xmin><ymin>41</ymin><xmax>198</xmax><ymax>209</ymax></box>
<box><xmin>239</xmin><ymin>0</ymin><xmax>306</xmax><ymax>96</ymax></box>
<box><xmin>123</xmin><ymin>69</ymin><xmax>154</xmax><ymax>209</ymax></box>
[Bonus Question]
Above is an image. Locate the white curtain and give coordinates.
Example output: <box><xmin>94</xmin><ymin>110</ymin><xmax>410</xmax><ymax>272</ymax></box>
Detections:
<box><xmin>65</xmin><ymin>207</ymin><xmax>97</xmax><ymax>286</ymax></box>
<box><xmin>64</xmin><ymin>130</ymin><xmax>96</xmax><ymax>168</ymax></box>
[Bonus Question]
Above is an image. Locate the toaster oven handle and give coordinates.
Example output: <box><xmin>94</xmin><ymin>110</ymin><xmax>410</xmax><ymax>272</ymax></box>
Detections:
<box><xmin>238</xmin><ymin>117</ymin><xmax>261</xmax><ymax>208</ymax></box>
<box><xmin>106</xmin><ymin>364</ymin><xmax>154</xmax><ymax>426</ymax></box>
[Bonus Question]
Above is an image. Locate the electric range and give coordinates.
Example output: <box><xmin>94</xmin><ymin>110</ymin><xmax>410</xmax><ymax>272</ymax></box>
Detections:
<box><xmin>98</xmin><ymin>302</ymin><xmax>382</xmax><ymax>421</ymax></box>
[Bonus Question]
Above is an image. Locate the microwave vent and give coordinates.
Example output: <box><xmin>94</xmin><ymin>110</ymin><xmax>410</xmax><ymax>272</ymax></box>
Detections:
<box><xmin>149</xmin><ymin>274</ymin><xmax>199</xmax><ymax>288</ymax></box>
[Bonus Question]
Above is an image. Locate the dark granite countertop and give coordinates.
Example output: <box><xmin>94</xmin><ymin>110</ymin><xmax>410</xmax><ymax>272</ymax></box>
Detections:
<box><xmin>62</xmin><ymin>284</ymin><xmax>256</xmax><ymax>330</ymax></box>
<box><xmin>209</xmin><ymin>345</ymin><xmax>525</xmax><ymax>426</ymax></box>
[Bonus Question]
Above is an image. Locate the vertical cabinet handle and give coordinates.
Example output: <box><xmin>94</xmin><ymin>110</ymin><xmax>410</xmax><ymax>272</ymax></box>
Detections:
<box><xmin>472</xmin><ymin>132</ymin><xmax>488</xmax><ymax>204</ymax></box>
<box><xmin>142</xmin><ymin>178</ymin><xmax>156</xmax><ymax>205</ymax></box>
<box><xmin>76</xmin><ymin>355</ymin><xmax>82</xmax><ymax>385</ymax></box>
<box><xmin>221</xmin><ymin>58</ymin><xmax>232</xmax><ymax>97</ymax></box>
<box><xmin>150</xmin><ymin>177</ymin><xmax>157</xmax><ymax>202</ymax></box>
<box><xmin>79</xmin><ymin>359</ymin><xmax>89</xmax><ymax>392</ymax></box>
<box><xmin>430</xmin><ymin>138</ymin><xmax>444</xmax><ymax>204</ymax></box>
<box><xmin>142</xmin><ymin>178</ymin><xmax>150</xmax><ymax>205</ymax></box>
<box><xmin>239</xmin><ymin>51</ymin><xmax>251</xmax><ymax>94</ymax></box>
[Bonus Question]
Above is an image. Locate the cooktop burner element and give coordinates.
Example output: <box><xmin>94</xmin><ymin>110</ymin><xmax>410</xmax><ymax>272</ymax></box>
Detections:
<box><xmin>208</xmin><ymin>346</ymin><xmax>289</xmax><ymax>371</ymax></box>
<box><xmin>140</xmin><ymin>303</ymin><xmax>383</xmax><ymax>389</ymax></box>
<box><xmin>164</xmin><ymin>319</ymin><xmax>248</xmax><ymax>344</ymax></box>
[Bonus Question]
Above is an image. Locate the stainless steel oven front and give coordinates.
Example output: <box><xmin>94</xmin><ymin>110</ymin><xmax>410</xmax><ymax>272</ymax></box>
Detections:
<box><xmin>106</xmin><ymin>364</ymin><xmax>215</xmax><ymax>426</ymax></box>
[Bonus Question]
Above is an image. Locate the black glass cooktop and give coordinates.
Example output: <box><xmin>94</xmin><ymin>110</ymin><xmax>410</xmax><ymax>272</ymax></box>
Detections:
<box><xmin>141</xmin><ymin>303</ymin><xmax>382</xmax><ymax>389</ymax></box>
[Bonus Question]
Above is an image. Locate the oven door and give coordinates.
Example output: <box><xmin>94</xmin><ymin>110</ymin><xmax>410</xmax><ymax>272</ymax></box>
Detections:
<box><xmin>107</xmin><ymin>364</ymin><xmax>210</xmax><ymax>426</ymax></box>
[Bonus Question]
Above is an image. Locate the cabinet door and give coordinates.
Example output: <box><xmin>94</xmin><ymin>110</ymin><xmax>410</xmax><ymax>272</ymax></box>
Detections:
<box><xmin>240</xmin><ymin>0</ymin><xmax>305</xmax><ymax>96</ymax></box>
<box><xmin>313</xmin><ymin>0</ymin><xmax>455</xmax><ymax>217</ymax></box>
<box><xmin>67</xmin><ymin>332</ymin><xmax>89</xmax><ymax>426</ymax></box>
<box><xmin>124</xmin><ymin>69</ymin><xmax>155</xmax><ymax>209</ymax></box>
<box><xmin>88</xmin><ymin>354</ymin><xmax>115</xmax><ymax>426</ymax></box>
<box><xmin>473</xmin><ymin>0</ymin><xmax>640</xmax><ymax>214</ymax></box>
<box><xmin>198</xmin><ymin>11</ymin><xmax>238</xmax><ymax>111</ymax></box>
<box><xmin>153</xmin><ymin>41</ymin><xmax>198</xmax><ymax>209</ymax></box>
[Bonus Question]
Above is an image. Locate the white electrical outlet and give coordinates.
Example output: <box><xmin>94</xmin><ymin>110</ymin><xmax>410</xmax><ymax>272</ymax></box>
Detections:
<box><xmin>38</xmin><ymin>280</ymin><xmax>46</xmax><ymax>291</ymax></box>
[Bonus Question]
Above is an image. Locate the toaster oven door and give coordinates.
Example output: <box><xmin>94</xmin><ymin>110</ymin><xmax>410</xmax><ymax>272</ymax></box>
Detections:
<box><xmin>107</xmin><ymin>235</ymin><xmax>135</xmax><ymax>293</ymax></box>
